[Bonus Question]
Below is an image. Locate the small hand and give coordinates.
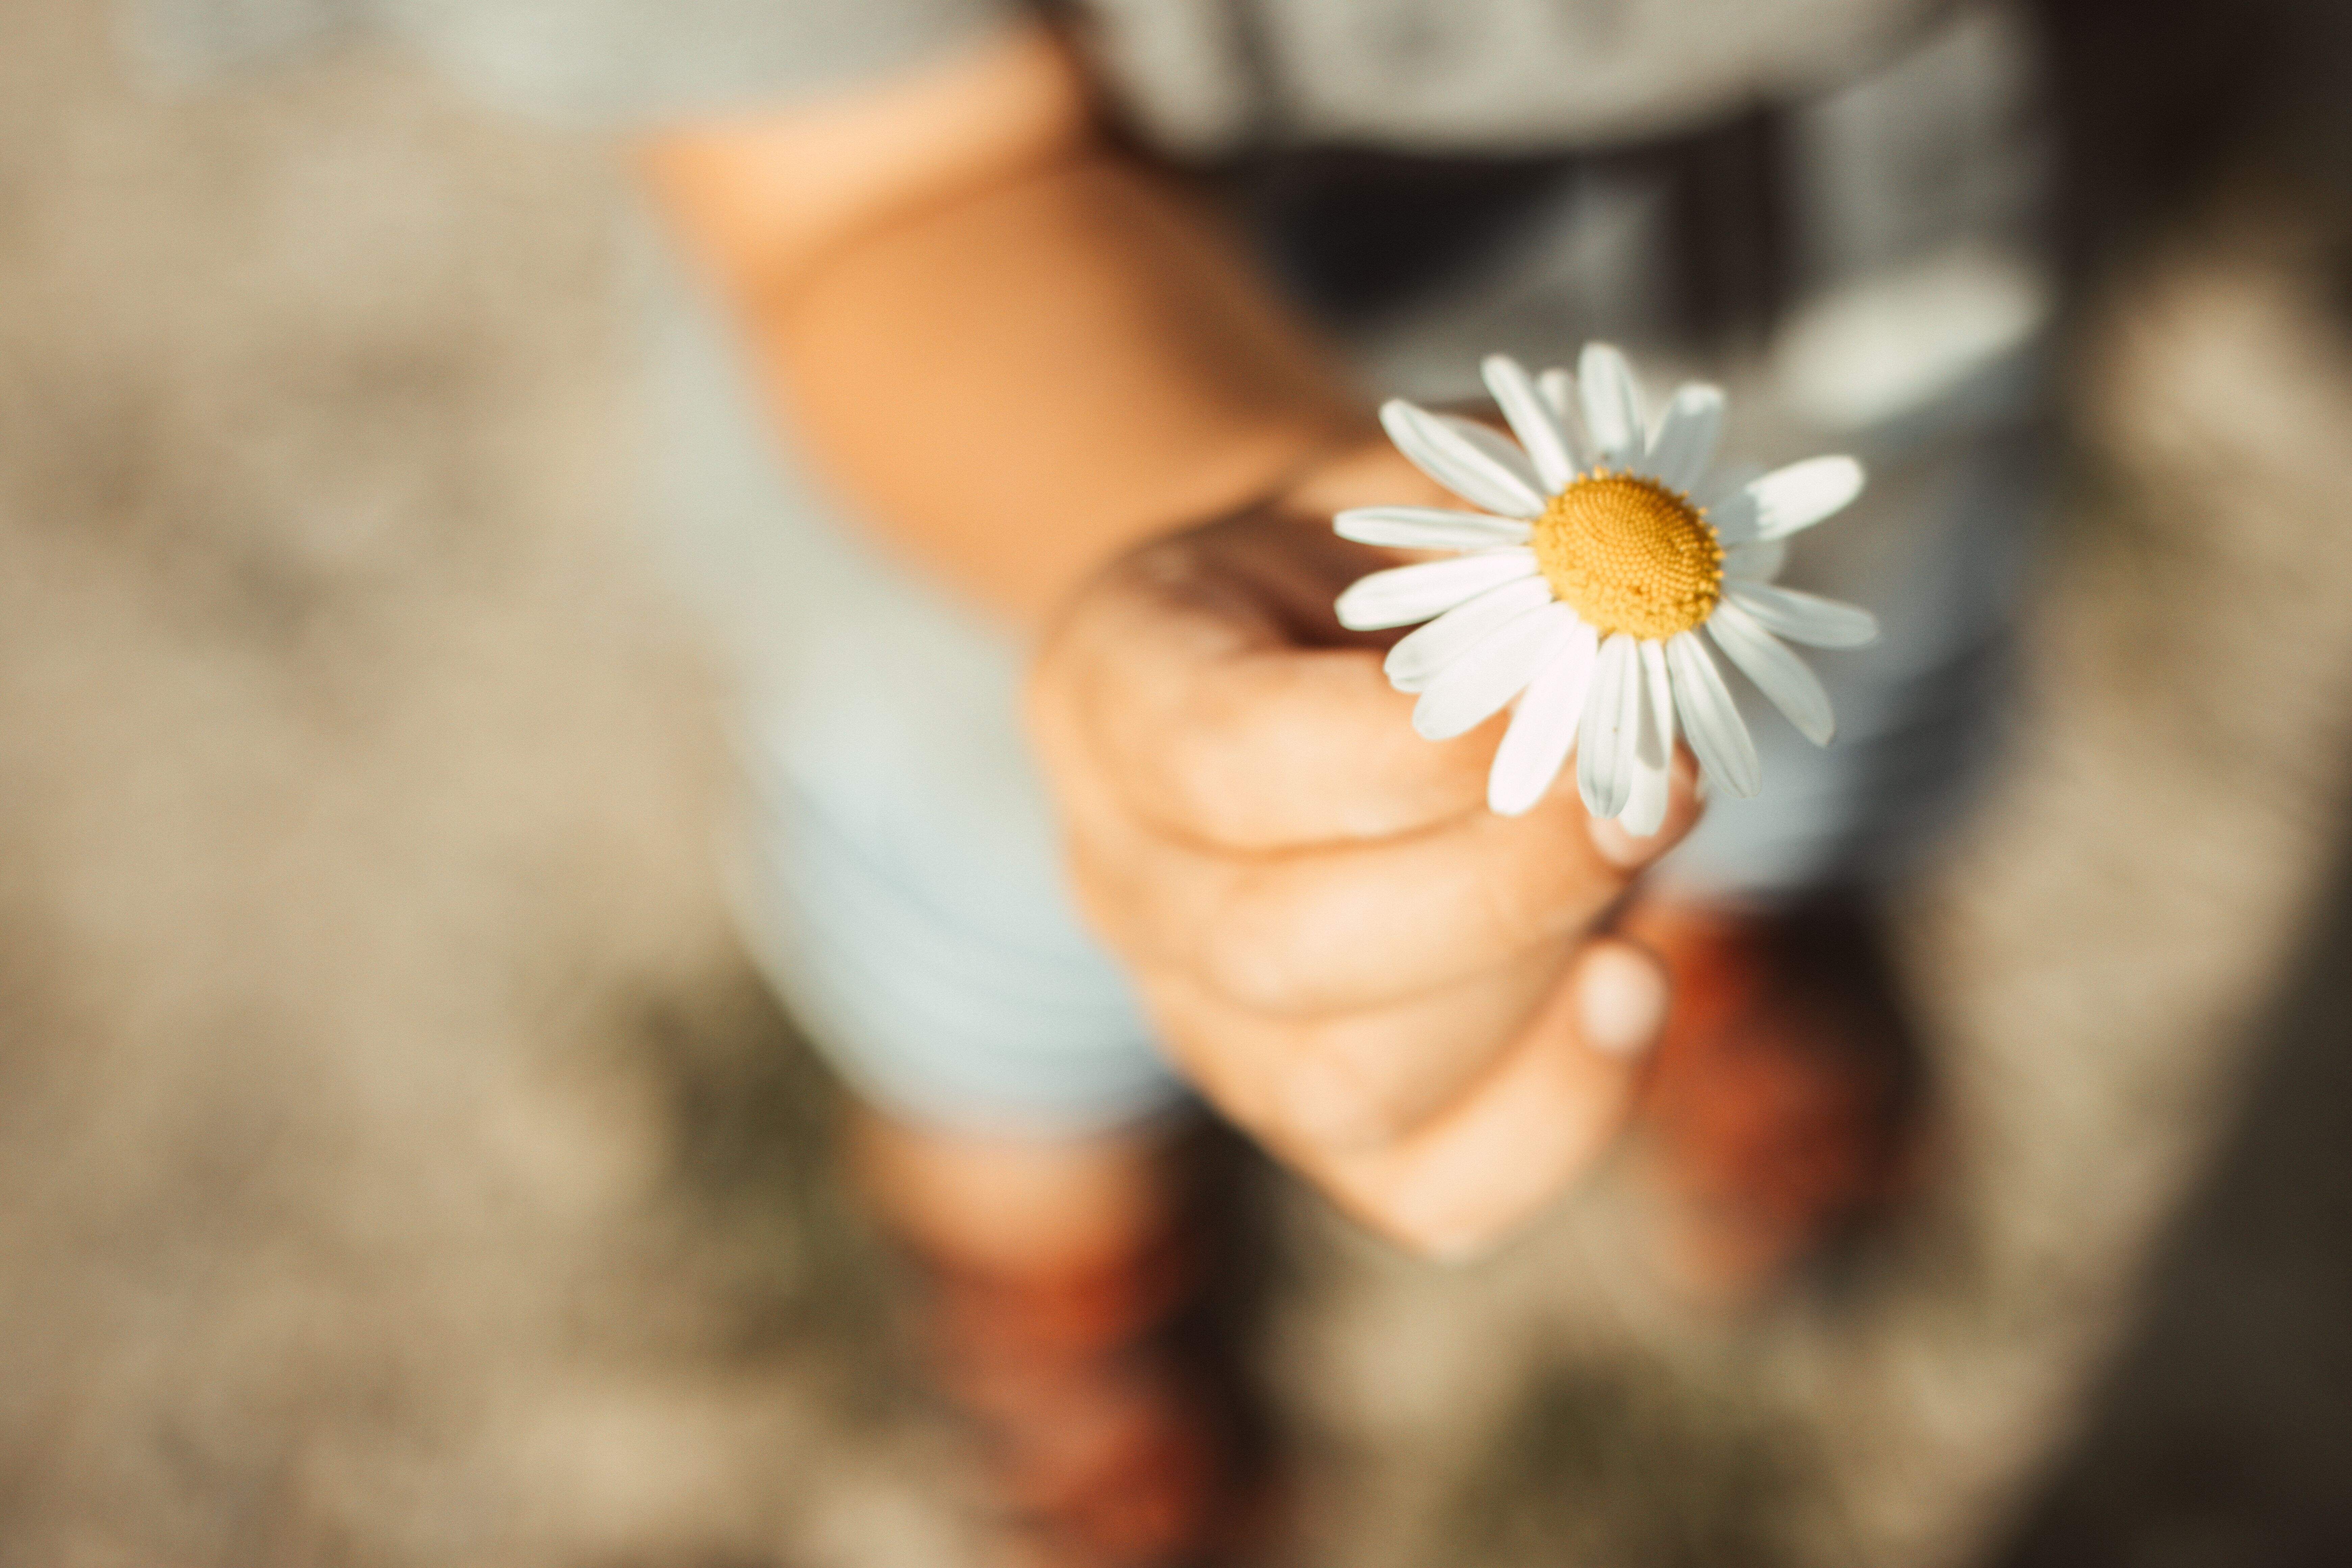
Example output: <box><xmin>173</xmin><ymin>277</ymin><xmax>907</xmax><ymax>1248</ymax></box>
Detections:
<box><xmin>1029</xmin><ymin>502</ymin><xmax>1701</xmax><ymax>1257</ymax></box>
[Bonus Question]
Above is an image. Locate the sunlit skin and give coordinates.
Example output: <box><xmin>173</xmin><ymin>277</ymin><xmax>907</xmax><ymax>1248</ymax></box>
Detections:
<box><xmin>638</xmin><ymin>24</ymin><xmax>1695</xmax><ymax>1263</ymax></box>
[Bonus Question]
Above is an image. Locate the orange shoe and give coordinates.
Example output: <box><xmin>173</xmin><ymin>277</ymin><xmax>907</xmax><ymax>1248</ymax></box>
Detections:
<box><xmin>1619</xmin><ymin>892</ymin><xmax>1928</xmax><ymax>1303</ymax></box>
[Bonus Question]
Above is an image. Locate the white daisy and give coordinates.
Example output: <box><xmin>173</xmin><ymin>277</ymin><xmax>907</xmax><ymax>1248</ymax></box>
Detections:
<box><xmin>1333</xmin><ymin>344</ymin><xmax>1879</xmax><ymax>833</ymax></box>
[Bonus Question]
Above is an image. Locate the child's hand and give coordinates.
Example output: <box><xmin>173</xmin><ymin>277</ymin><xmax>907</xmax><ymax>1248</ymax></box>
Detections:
<box><xmin>1029</xmin><ymin>507</ymin><xmax>1701</xmax><ymax>1258</ymax></box>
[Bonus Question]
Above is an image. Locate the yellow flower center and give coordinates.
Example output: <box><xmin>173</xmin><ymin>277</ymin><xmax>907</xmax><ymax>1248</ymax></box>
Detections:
<box><xmin>1532</xmin><ymin>470</ymin><xmax>1723</xmax><ymax>640</ymax></box>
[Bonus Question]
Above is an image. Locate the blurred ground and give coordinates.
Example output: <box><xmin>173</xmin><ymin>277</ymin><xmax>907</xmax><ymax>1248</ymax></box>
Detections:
<box><xmin>2</xmin><ymin>4</ymin><xmax>2350</xmax><ymax>1565</ymax></box>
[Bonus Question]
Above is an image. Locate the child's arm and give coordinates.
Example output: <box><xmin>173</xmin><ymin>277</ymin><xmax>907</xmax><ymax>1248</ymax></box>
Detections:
<box><xmin>639</xmin><ymin>23</ymin><xmax>1374</xmax><ymax>626</ymax></box>
<box><xmin>636</xmin><ymin>23</ymin><xmax>1695</xmax><ymax>1254</ymax></box>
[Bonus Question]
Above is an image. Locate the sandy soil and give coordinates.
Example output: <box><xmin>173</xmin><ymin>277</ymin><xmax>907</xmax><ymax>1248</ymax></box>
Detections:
<box><xmin>2</xmin><ymin>6</ymin><xmax>2349</xmax><ymax>1564</ymax></box>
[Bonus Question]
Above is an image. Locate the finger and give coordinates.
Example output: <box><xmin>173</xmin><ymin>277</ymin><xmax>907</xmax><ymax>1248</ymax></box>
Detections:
<box><xmin>1042</xmin><ymin>531</ymin><xmax>1496</xmax><ymax>850</ymax></box>
<box><xmin>1129</xmin><ymin>935</ymin><xmax>1574</xmax><ymax>1152</ymax></box>
<box><xmin>1063</xmin><ymin>747</ymin><xmax>1700</xmax><ymax>1018</ymax></box>
<box><xmin>1312</xmin><ymin>937</ymin><xmax>1668</xmax><ymax>1257</ymax></box>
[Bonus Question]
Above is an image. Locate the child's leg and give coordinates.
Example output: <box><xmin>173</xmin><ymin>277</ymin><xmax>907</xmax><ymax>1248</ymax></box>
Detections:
<box><xmin>850</xmin><ymin>1109</ymin><xmax>1182</xmax><ymax>1289</ymax></box>
<box><xmin>851</xmin><ymin>1107</ymin><xmax>1278</xmax><ymax>1567</ymax></box>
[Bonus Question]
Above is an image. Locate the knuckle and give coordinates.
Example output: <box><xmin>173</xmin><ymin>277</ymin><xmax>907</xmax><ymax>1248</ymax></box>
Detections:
<box><xmin>1157</xmin><ymin>706</ymin><xmax>1258</xmax><ymax>844</ymax></box>
<box><xmin>1160</xmin><ymin>737</ymin><xmax>1230</xmax><ymax>834</ymax></box>
<box><xmin>1201</xmin><ymin>847</ymin><xmax>1437</xmax><ymax>1016</ymax></box>
<box><xmin>1471</xmin><ymin>816</ymin><xmax>1603</xmax><ymax>948</ymax></box>
<box><xmin>1192</xmin><ymin>910</ymin><xmax>1299</xmax><ymax>1013</ymax></box>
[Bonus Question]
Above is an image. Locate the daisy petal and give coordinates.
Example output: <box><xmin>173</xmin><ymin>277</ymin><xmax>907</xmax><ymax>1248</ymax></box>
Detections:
<box><xmin>1336</xmin><ymin>549</ymin><xmax>1539</xmax><ymax>631</ymax></box>
<box><xmin>1435</xmin><ymin>415</ymin><xmax>1547</xmax><ymax>498</ymax></box>
<box><xmin>1481</xmin><ymin>354</ymin><xmax>1577</xmax><ymax>492</ymax></box>
<box><xmin>1699</xmin><ymin>465</ymin><xmax>1763</xmax><ymax>545</ymax></box>
<box><xmin>1725</xmin><ymin>582</ymin><xmax>1880</xmax><ymax>648</ymax></box>
<box><xmin>1385</xmin><ymin>574</ymin><xmax>1555</xmax><ymax>692</ymax></box>
<box><xmin>1538</xmin><ymin>371</ymin><xmax>1586</xmax><ymax>468</ymax></box>
<box><xmin>1577</xmin><ymin>343</ymin><xmax>1647</xmax><ymax>469</ymax></box>
<box><xmin>1665</xmin><ymin>632</ymin><xmax>1762</xmax><ymax>798</ymax></box>
<box><xmin>1618</xmin><ymin>641</ymin><xmax>1679</xmax><ymax>836</ymax></box>
<box><xmin>1487</xmin><ymin>619</ymin><xmax>1600</xmax><ymax>815</ymax></box>
<box><xmin>1707</xmin><ymin>599</ymin><xmax>1836</xmax><ymax>744</ymax></box>
<box><xmin>1335</xmin><ymin>506</ymin><xmax>1531</xmax><ymax>552</ymax></box>
<box><xmin>1537</xmin><ymin>367</ymin><xmax>1575</xmax><ymax>423</ymax></box>
<box><xmin>1643</xmin><ymin>384</ymin><xmax>1724</xmax><ymax>494</ymax></box>
<box><xmin>1722</xmin><ymin>539</ymin><xmax>1787</xmax><ymax>583</ymax></box>
<box><xmin>1576</xmin><ymin>633</ymin><xmax>1640</xmax><ymax>820</ymax></box>
<box><xmin>1699</xmin><ymin>463</ymin><xmax>1763</xmax><ymax>505</ymax></box>
<box><xmin>1608</xmin><ymin>638</ymin><xmax>1647</xmax><ymax>813</ymax></box>
<box><xmin>1749</xmin><ymin>456</ymin><xmax>1865</xmax><ymax>540</ymax></box>
<box><xmin>1413</xmin><ymin>603</ymin><xmax>1577</xmax><ymax>741</ymax></box>
<box><xmin>1380</xmin><ymin>400</ymin><xmax>1547</xmax><ymax>518</ymax></box>
<box><xmin>1704</xmin><ymin>493</ymin><xmax>1757</xmax><ymax>546</ymax></box>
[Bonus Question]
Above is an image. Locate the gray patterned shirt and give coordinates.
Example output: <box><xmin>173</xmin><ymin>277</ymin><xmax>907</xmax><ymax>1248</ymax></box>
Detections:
<box><xmin>133</xmin><ymin>0</ymin><xmax>1949</xmax><ymax>156</ymax></box>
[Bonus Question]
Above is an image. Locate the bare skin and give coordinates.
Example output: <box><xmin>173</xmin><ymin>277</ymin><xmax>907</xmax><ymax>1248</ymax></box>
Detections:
<box><xmin>639</xmin><ymin>23</ymin><xmax>1687</xmax><ymax>1261</ymax></box>
<box><xmin>1027</xmin><ymin>506</ymin><xmax>1695</xmax><ymax>1253</ymax></box>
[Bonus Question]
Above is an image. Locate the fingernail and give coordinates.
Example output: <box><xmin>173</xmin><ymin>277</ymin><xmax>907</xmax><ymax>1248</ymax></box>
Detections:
<box><xmin>1576</xmin><ymin>944</ymin><xmax>1668</xmax><ymax>1057</ymax></box>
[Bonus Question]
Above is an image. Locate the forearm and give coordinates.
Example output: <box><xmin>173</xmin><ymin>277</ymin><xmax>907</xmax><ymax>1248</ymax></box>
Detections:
<box><xmin>640</xmin><ymin>31</ymin><xmax>1371</xmax><ymax>626</ymax></box>
<box><xmin>747</xmin><ymin>154</ymin><xmax>1366</xmax><ymax>622</ymax></box>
